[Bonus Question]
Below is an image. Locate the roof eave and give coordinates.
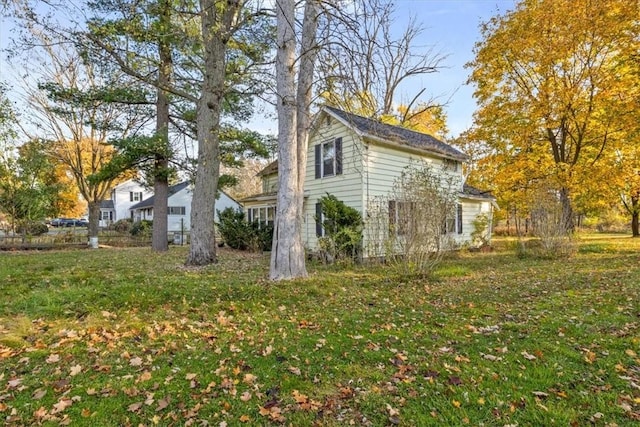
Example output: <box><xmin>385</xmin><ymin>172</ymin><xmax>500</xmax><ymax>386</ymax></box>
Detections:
<box><xmin>364</xmin><ymin>134</ymin><xmax>469</xmax><ymax>162</ymax></box>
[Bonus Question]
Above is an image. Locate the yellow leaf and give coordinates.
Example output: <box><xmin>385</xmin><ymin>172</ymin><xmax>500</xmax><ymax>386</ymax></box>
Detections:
<box><xmin>477</xmin><ymin>398</ymin><xmax>485</xmax><ymax>405</ymax></box>
<box><xmin>239</xmin><ymin>415</ymin><xmax>250</xmax><ymax>422</ymax></box>
<box><xmin>625</xmin><ymin>349</ymin><xmax>637</xmax><ymax>357</ymax></box>
<box><xmin>452</xmin><ymin>400</ymin><xmax>461</xmax><ymax>408</ymax></box>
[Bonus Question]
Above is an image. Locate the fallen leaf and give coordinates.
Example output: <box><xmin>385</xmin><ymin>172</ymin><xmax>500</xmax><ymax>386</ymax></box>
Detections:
<box><xmin>448</xmin><ymin>376</ymin><xmax>463</xmax><ymax>386</ymax></box>
<box><xmin>239</xmin><ymin>415</ymin><xmax>250</xmax><ymax>422</ymax></box>
<box><xmin>7</xmin><ymin>378</ymin><xmax>22</xmax><ymax>389</ymax></box>
<box><xmin>185</xmin><ymin>373</ymin><xmax>197</xmax><ymax>381</ymax></box>
<box><xmin>240</xmin><ymin>391</ymin><xmax>252</xmax><ymax>402</ymax></box>
<box><xmin>156</xmin><ymin>397</ymin><xmax>170</xmax><ymax>411</ymax></box>
<box><xmin>51</xmin><ymin>398</ymin><xmax>73</xmax><ymax>414</ymax></box>
<box><xmin>46</xmin><ymin>354</ymin><xmax>60</xmax><ymax>364</ymax></box>
<box><xmin>288</xmin><ymin>366</ymin><xmax>301</xmax><ymax>376</ymax></box>
<box><xmin>482</xmin><ymin>353</ymin><xmax>502</xmax><ymax>362</ymax></box>
<box><xmin>31</xmin><ymin>388</ymin><xmax>47</xmax><ymax>400</ymax></box>
<box><xmin>137</xmin><ymin>370</ymin><xmax>152</xmax><ymax>382</ymax></box>
<box><xmin>243</xmin><ymin>373</ymin><xmax>257</xmax><ymax>384</ymax></box>
<box><xmin>81</xmin><ymin>408</ymin><xmax>92</xmax><ymax>417</ymax></box>
<box><xmin>69</xmin><ymin>365</ymin><xmax>82</xmax><ymax>376</ymax></box>
<box><xmin>521</xmin><ymin>351</ymin><xmax>537</xmax><ymax>361</ymax></box>
<box><xmin>452</xmin><ymin>400</ymin><xmax>461</xmax><ymax>408</ymax></box>
<box><xmin>129</xmin><ymin>357</ymin><xmax>143</xmax><ymax>367</ymax></box>
<box><xmin>128</xmin><ymin>402</ymin><xmax>143</xmax><ymax>412</ymax></box>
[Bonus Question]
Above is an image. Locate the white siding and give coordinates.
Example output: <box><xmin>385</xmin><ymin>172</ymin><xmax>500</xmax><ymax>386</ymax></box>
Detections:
<box><xmin>459</xmin><ymin>199</ymin><xmax>494</xmax><ymax>247</ymax></box>
<box><xmin>110</xmin><ymin>180</ymin><xmax>153</xmax><ymax>223</ymax></box>
<box><xmin>302</xmin><ymin>118</ymin><xmax>365</xmax><ymax>250</ymax></box>
<box><xmin>262</xmin><ymin>174</ymin><xmax>278</xmax><ymax>193</ymax></box>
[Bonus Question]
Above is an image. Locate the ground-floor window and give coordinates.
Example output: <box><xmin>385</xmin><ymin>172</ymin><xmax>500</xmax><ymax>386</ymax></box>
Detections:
<box><xmin>168</xmin><ymin>206</ymin><xmax>186</xmax><ymax>215</ymax></box>
<box><xmin>247</xmin><ymin>206</ymin><xmax>275</xmax><ymax>228</ymax></box>
<box><xmin>100</xmin><ymin>211</ymin><xmax>113</xmax><ymax>221</ymax></box>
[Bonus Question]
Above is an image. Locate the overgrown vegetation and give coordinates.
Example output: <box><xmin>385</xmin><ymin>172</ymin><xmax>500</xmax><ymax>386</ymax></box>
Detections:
<box><xmin>366</xmin><ymin>163</ymin><xmax>460</xmax><ymax>278</ymax></box>
<box><xmin>130</xmin><ymin>219</ymin><xmax>153</xmax><ymax>237</ymax></box>
<box><xmin>217</xmin><ymin>207</ymin><xmax>273</xmax><ymax>251</ymax></box>
<box><xmin>517</xmin><ymin>190</ymin><xmax>576</xmax><ymax>259</ymax></box>
<box><xmin>315</xmin><ymin>193</ymin><xmax>363</xmax><ymax>262</ymax></box>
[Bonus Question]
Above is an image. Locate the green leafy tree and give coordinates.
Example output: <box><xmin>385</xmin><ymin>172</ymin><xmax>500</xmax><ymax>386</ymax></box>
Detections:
<box><xmin>0</xmin><ymin>140</ymin><xmax>64</xmax><ymax>241</ymax></box>
<box><xmin>85</xmin><ymin>0</ymin><xmax>273</xmax><ymax>262</ymax></box>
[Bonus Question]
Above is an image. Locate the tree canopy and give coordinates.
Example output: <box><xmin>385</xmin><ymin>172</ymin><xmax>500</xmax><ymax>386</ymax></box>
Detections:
<box><xmin>466</xmin><ymin>0</ymin><xmax>640</xmax><ymax>232</ymax></box>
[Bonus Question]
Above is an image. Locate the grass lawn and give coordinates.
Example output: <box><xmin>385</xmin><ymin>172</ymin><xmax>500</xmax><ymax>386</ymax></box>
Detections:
<box><xmin>1</xmin><ymin>234</ymin><xmax>639</xmax><ymax>426</ymax></box>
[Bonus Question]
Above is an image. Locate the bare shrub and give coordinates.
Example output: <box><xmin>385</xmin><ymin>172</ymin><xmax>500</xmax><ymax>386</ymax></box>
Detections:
<box><xmin>365</xmin><ymin>163</ymin><xmax>460</xmax><ymax>278</ymax></box>
<box><xmin>520</xmin><ymin>190</ymin><xmax>576</xmax><ymax>259</ymax></box>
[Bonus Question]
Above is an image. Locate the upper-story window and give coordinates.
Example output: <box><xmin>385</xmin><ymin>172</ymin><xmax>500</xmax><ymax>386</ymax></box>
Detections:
<box><xmin>130</xmin><ymin>191</ymin><xmax>143</xmax><ymax>202</ymax></box>
<box><xmin>443</xmin><ymin>159</ymin><xmax>458</xmax><ymax>172</ymax></box>
<box><xmin>315</xmin><ymin>138</ymin><xmax>343</xmax><ymax>178</ymax></box>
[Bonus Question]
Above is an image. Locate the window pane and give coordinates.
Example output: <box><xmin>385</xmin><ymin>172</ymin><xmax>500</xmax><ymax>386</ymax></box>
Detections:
<box><xmin>322</xmin><ymin>142</ymin><xmax>335</xmax><ymax>176</ymax></box>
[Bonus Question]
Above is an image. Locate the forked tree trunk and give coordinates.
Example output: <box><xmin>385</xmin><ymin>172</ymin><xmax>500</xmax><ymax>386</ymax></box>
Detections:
<box><xmin>270</xmin><ymin>0</ymin><xmax>302</xmax><ymax>279</ymax></box>
<box><xmin>270</xmin><ymin>0</ymin><xmax>319</xmax><ymax>280</ymax></box>
<box><xmin>186</xmin><ymin>0</ymin><xmax>240</xmax><ymax>266</ymax></box>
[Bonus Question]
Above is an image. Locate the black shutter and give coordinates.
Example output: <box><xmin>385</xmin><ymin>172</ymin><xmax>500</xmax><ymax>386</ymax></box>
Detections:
<box><xmin>457</xmin><ymin>204</ymin><xmax>463</xmax><ymax>234</ymax></box>
<box><xmin>388</xmin><ymin>200</ymin><xmax>396</xmax><ymax>233</ymax></box>
<box><xmin>130</xmin><ymin>192</ymin><xmax>133</xmax><ymax>202</ymax></box>
<box><xmin>315</xmin><ymin>202</ymin><xmax>323</xmax><ymax>237</ymax></box>
<box><xmin>335</xmin><ymin>137</ymin><xmax>342</xmax><ymax>175</ymax></box>
<box><xmin>315</xmin><ymin>144</ymin><xmax>321</xmax><ymax>179</ymax></box>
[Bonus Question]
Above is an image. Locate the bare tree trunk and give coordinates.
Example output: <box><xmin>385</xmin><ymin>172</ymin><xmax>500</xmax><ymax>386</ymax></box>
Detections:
<box><xmin>187</xmin><ymin>0</ymin><xmax>240</xmax><ymax>266</ymax></box>
<box><xmin>270</xmin><ymin>0</ymin><xmax>304</xmax><ymax>280</ymax></box>
<box><xmin>631</xmin><ymin>194</ymin><xmax>639</xmax><ymax>237</ymax></box>
<box><xmin>151</xmin><ymin>0</ymin><xmax>172</xmax><ymax>252</ymax></box>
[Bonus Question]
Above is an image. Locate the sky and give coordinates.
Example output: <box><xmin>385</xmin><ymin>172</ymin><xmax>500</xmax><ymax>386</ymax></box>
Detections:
<box><xmin>0</xmin><ymin>0</ymin><xmax>517</xmax><ymax>139</ymax></box>
<box><xmin>378</xmin><ymin>0</ymin><xmax>516</xmax><ymax>137</ymax></box>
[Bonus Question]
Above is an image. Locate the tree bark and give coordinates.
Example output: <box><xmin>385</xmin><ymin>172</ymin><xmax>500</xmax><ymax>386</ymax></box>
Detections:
<box><xmin>270</xmin><ymin>0</ymin><xmax>307</xmax><ymax>280</ymax></box>
<box><xmin>559</xmin><ymin>186</ymin><xmax>575</xmax><ymax>233</ymax></box>
<box><xmin>87</xmin><ymin>200</ymin><xmax>101</xmax><ymax>247</ymax></box>
<box><xmin>186</xmin><ymin>0</ymin><xmax>240</xmax><ymax>266</ymax></box>
<box><xmin>631</xmin><ymin>194</ymin><xmax>639</xmax><ymax>237</ymax></box>
<box><xmin>152</xmin><ymin>0</ymin><xmax>172</xmax><ymax>252</ymax></box>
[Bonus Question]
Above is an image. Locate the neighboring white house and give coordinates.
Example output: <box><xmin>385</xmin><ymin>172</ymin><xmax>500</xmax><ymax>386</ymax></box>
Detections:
<box><xmin>99</xmin><ymin>179</ymin><xmax>153</xmax><ymax>228</ymax></box>
<box><xmin>241</xmin><ymin>106</ymin><xmax>497</xmax><ymax>256</ymax></box>
<box><xmin>130</xmin><ymin>181</ymin><xmax>241</xmax><ymax>237</ymax></box>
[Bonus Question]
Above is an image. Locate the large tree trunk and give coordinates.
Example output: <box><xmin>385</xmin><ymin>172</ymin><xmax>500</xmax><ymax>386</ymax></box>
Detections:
<box><xmin>151</xmin><ymin>0</ymin><xmax>172</xmax><ymax>252</ymax></box>
<box><xmin>186</xmin><ymin>0</ymin><xmax>239</xmax><ymax>266</ymax></box>
<box><xmin>87</xmin><ymin>200</ymin><xmax>101</xmax><ymax>248</ymax></box>
<box><xmin>559</xmin><ymin>186</ymin><xmax>574</xmax><ymax>233</ymax></box>
<box><xmin>631</xmin><ymin>194</ymin><xmax>639</xmax><ymax>237</ymax></box>
<box><xmin>270</xmin><ymin>0</ymin><xmax>307</xmax><ymax>280</ymax></box>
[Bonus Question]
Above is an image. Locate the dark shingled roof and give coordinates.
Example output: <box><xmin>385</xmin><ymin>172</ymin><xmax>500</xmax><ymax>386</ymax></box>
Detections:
<box><xmin>324</xmin><ymin>106</ymin><xmax>468</xmax><ymax>161</ymax></box>
<box><xmin>462</xmin><ymin>183</ymin><xmax>495</xmax><ymax>200</ymax></box>
<box><xmin>257</xmin><ymin>159</ymin><xmax>278</xmax><ymax>176</ymax></box>
<box><xmin>100</xmin><ymin>200</ymin><xmax>114</xmax><ymax>209</ymax></box>
<box><xmin>130</xmin><ymin>181</ymin><xmax>190</xmax><ymax>210</ymax></box>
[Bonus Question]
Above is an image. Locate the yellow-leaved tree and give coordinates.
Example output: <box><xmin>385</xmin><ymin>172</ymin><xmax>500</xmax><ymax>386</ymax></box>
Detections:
<box><xmin>466</xmin><ymin>0</ymin><xmax>639</xmax><ymax>232</ymax></box>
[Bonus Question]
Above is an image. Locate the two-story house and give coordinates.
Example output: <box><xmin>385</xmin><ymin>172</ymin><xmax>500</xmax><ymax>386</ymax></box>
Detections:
<box><xmin>99</xmin><ymin>179</ymin><xmax>153</xmax><ymax>228</ymax></box>
<box><xmin>241</xmin><ymin>106</ymin><xmax>497</xmax><ymax>256</ymax></box>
